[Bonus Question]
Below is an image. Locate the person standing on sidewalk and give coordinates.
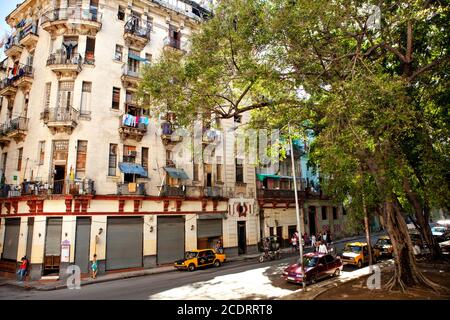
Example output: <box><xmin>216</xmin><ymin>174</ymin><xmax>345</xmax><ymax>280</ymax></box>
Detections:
<box><xmin>318</xmin><ymin>241</ymin><xmax>328</xmax><ymax>254</ymax></box>
<box><xmin>17</xmin><ymin>256</ymin><xmax>28</xmax><ymax>282</ymax></box>
<box><xmin>291</xmin><ymin>235</ymin><xmax>298</xmax><ymax>252</ymax></box>
<box><xmin>91</xmin><ymin>254</ymin><xmax>98</xmax><ymax>279</ymax></box>
<box><xmin>311</xmin><ymin>234</ymin><xmax>316</xmax><ymax>249</ymax></box>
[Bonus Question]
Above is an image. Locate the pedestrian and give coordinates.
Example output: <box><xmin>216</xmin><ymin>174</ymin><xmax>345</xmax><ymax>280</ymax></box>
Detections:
<box><xmin>323</xmin><ymin>232</ymin><xmax>327</xmax><ymax>243</ymax></box>
<box><xmin>91</xmin><ymin>254</ymin><xmax>98</xmax><ymax>279</ymax></box>
<box><xmin>316</xmin><ymin>233</ymin><xmax>322</xmax><ymax>242</ymax></box>
<box><xmin>291</xmin><ymin>235</ymin><xmax>298</xmax><ymax>252</ymax></box>
<box><xmin>326</xmin><ymin>231</ymin><xmax>332</xmax><ymax>245</ymax></box>
<box><xmin>318</xmin><ymin>241</ymin><xmax>328</xmax><ymax>254</ymax></box>
<box><xmin>17</xmin><ymin>256</ymin><xmax>28</xmax><ymax>282</ymax></box>
<box><xmin>311</xmin><ymin>234</ymin><xmax>316</xmax><ymax>248</ymax></box>
<box><xmin>215</xmin><ymin>240</ymin><xmax>223</xmax><ymax>253</ymax></box>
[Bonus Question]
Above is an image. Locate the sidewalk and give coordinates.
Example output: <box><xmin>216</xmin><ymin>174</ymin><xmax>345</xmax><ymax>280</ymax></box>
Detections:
<box><xmin>0</xmin><ymin>232</ymin><xmax>385</xmax><ymax>292</ymax></box>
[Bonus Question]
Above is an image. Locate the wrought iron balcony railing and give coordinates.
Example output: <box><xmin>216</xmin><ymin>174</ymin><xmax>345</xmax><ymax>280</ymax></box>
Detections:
<box><xmin>124</xmin><ymin>18</ymin><xmax>151</xmax><ymax>39</ymax></box>
<box><xmin>41</xmin><ymin>7</ymin><xmax>102</xmax><ymax>24</ymax></box>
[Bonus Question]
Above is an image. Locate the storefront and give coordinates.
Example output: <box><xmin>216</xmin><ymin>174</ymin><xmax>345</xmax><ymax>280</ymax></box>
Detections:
<box><xmin>157</xmin><ymin>216</ymin><xmax>185</xmax><ymax>264</ymax></box>
<box><xmin>74</xmin><ymin>217</ymin><xmax>91</xmax><ymax>274</ymax></box>
<box><xmin>44</xmin><ymin>217</ymin><xmax>62</xmax><ymax>276</ymax></box>
<box><xmin>106</xmin><ymin>217</ymin><xmax>143</xmax><ymax>271</ymax></box>
<box><xmin>197</xmin><ymin>215</ymin><xmax>223</xmax><ymax>250</ymax></box>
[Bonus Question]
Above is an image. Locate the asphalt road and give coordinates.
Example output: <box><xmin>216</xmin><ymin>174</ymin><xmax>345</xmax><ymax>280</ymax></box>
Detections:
<box><xmin>0</xmin><ymin>234</ymin><xmax>383</xmax><ymax>300</ymax></box>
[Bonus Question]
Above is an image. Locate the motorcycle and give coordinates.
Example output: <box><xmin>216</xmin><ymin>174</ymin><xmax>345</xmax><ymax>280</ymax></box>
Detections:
<box><xmin>258</xmin><ymin>236</ymin><xmax>282</xmax><ymax>262</ymax></box>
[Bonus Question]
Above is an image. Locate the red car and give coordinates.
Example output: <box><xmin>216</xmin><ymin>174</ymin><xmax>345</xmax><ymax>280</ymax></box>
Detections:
<box><xmin>282</xmin><ymin>252</ymin><xmax>343</xmax><ymax>284</ymax></box>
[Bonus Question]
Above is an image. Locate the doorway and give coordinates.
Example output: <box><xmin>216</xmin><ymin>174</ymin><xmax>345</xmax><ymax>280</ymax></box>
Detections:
<box><xmin>53</xmin><ymin>165</ymin><xmax>66</xmax><ymax>194</ymax></box>
<box><xmin>237</xmin><ymin>221</ymin><xmax>246</xmax><ymax>255</ymax></box>
<box><xmin>308</xmin><ymin>206</ymin><xmax>317</xmax><ymax>236</ymax></box>
<box><xmin>276</xmin><ymin>226</ymin><xmax>283</xmax><ymax>247</ymax></box>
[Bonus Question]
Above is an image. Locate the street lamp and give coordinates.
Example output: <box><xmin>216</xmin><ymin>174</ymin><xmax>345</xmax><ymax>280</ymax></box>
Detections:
<box><xmin>289</xmin><ymin>125</ymin><xmax>306</xmax><ymax>291</ymax></box>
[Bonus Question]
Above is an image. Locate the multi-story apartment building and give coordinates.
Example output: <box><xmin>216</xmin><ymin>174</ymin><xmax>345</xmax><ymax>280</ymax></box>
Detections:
<box><xmin>0</xmin><ymin>0</ymin><xmax>259</xmax><ymax>281</ymax></box>
<box><xmin>257</xmin><ymin>138</ymin><xmax>348</xmax><ymax>247</ymax></box>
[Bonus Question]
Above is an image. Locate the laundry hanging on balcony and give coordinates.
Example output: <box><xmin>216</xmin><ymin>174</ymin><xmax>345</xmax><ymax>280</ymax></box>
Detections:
<box><xmin>119</xmin><ymin>162</ymin><xmax>148</xmax><ymax>177</ymax></box>
<box><xmin>164</xmin><ymin>167</ymin><xmax>189</xmax><ymax>180</ymax></box>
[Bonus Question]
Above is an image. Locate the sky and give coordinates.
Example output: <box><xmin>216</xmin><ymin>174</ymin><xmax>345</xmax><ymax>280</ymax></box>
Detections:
<box><xmin>0</xmin><ymin>0</ymin><xmax>23</xmax><ymax>60</ymax></box>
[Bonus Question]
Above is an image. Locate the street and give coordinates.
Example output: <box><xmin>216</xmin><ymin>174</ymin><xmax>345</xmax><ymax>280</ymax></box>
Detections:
<box><xmin>0</xmin><ymin>234</ymin><xmax>383</xmax><ymax>300</ymax></box>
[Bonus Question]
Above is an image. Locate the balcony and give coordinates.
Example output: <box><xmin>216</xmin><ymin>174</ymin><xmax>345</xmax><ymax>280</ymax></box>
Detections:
<box><xmin>41</xmin><ymin>7</ymin><xmax>102</xmax><ymax>36</ymax></box>
<box><xmin>41</xmin><ymin>108</ymin><xmax>79</xmax><ymax>134</ymax></box>
<box><xmin>163</xmin><ymin>37</ymin><xmax>186</xmax><ymax>53</ymax></box>
<box><xmin>161</xmin><ymin>185</ymin><xmax>186</xmax><ymax>197</ymax></box>
<box><xmin>19</xmin><ymin>22</ymin><xmax>39</xmax><ymax>51</ymax></box>
<box><xmin>4</xmin><ymin>35</ymin><xmax>23</xmax><ymax>58</ymax></box>
<box><xmin>204</xmin><ymin>186</ymin><xmax>223</xmax><ymax>198</ymax></box>
<box><xmin>117</xmin><ymin>182</ymin><xmax>146</xmax><ymax>196</ymax></box>
<box><xmin>121</xmin><ymin>65</ymin><xmax>141</xmax><ymax>90</ymax></box>
<box><xmin>202</xmin><ymin>128</ymin><xmax>221</xmax><ymax>144</ymax></box>
<box><xmin>47</xmin><ymin>51</ymin><xmax>83</xmax><ymax>78</ymax></box>
<box><xmin>257</xmin><ymin>189</ymin><xmax>307</xmax><ymax>200</ymax></box>
<box><xmin>119</xmin><ymin>114</ymin><xmax>147</xmax><ymax>142</ymax></box>
<box><xmin>123</xmin><ymin>18</ymin><xmax>151</xmax><ymax>50</ymax></box>
<box><xmin>0</xmin><ymin>78</ymin><xmax>17</xmax><ymax>97</ymax></box>
<box><xmin>161</xmin><ymin>122</ymin><xmax>183</xmax><ymax>149</ymax></box>
<box><xmin>0</xmin><ymin>65</ymin><xmax>34</xmax><ymax>96</ymax></box>
<box><xmin>0</xmin><ymin>117</ymin><xmax>29</xmax><ymax>144</ymax></box>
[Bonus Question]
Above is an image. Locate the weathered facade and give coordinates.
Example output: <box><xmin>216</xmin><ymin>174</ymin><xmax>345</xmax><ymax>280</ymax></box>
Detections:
<box><xmin>0</xmin><ymin>0</ymin><xmax>259</xmax><ymax>280</ymax></box>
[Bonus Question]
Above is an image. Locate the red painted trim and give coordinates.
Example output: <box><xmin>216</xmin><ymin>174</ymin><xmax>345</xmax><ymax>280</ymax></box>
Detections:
<box><xmin>0</xmin><ymin>210</ymin><xmax>228</xmax><ymax>218</ymax></box>
<box><xmin>1</xmin><ymin>194</ymin><xmax>229</xmax><ymax>202</ymax></box>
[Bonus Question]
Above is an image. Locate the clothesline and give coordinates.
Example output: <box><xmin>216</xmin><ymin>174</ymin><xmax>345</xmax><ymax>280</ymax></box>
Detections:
<box><xmin>122</xmin><ymin>113</ymin><xmax>150</xmax><ymax>127</ymax></box>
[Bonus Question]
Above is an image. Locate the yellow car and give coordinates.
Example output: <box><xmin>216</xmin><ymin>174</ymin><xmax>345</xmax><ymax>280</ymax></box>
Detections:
<box><xmin>341</xmin><ymin>242</ymin><xmax>380</xmax><ymax>268</ymax></box>
<box><xmin>373</xmin><ymin>236</ymin><xmax>394</xmax><ymax>258</ymax></box>
<box><xmin>174</xmin><ymin>249</ymin><xmax>226</xmax><ymax>271</ymax></box>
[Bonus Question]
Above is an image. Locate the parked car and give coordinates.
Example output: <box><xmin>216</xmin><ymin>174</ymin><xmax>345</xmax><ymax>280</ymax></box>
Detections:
<box><xmin>374</xmin><ymin>236</ymin><xmax>394</xmax><ymax>258</ymax></box>
<box><xmin>341</xmin><ymin>242</ymin><xmax>380</xmax><ymax>268</ymax></box>
<box><xmin>432</xmin><ymin>226</ymin><xmax>450</xmax><ymax>243</ymax></box>
<box><xmin>174</xmin><ymin>249</ymin><xmax>226</xmax><ymax>271</ymax></box>
<box><xmin>282</xmin><ymin>252</ymin><xmax>343</xmax><ymax>284</ymax></box>
<box><xmin>439</xmin><ymin>240</ymin><xmax>450</xmax><ymax>255</ymax></box>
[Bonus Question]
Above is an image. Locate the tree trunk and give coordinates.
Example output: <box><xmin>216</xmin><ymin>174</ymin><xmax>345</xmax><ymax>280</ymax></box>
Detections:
<box><xmin>402</xmin><ymin>177</ymin><xmax>442</xmax><ymax>259</ymax></box>
<box><xmin>383</xmin><ymin>198</ymin><xmax>440</xmax><ymax>292</ymax></box>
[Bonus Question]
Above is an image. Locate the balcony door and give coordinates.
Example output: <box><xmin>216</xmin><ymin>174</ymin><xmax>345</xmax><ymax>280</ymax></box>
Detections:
<box><xmin>51</xmin><ymin>140</ymin><xmax>69</xmax><ymax>194</ymax></box>
<box><xmin>57</xmin><ymin>81</ymin><xmax>74</xmax><ymax>117</ymax></box>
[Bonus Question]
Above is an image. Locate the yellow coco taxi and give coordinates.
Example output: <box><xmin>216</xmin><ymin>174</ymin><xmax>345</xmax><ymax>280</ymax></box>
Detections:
<box><xmin>341</xmin><ymin>242</ymin><xmax>380</xmax><ymax>268</ymax></box>
<box><xmin>174</xmin><ymin>249</ymin><xmax>226</xmax><ymax>271</ymax></box>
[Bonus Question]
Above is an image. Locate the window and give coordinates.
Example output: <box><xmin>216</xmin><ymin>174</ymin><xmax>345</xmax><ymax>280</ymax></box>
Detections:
<box><xmin>17</xmin><ymin>148</ymin><xmax>23</xmax><ymax>171</ymax></box>
<box><xmin>333</xmin><ymin>207</ymin><xmax>338</xmax><ymax>220</ymax></box>
<box><xmin>321</xmin><ymin>206</ymin><xmax>327</xmax><ymax>220</ymax></box>
<box><xmin>1</xmin><ymin>153</ymin><xmax>7</xmax><ymax>177</ymax></box>
<box><xmin>118</xmin><ymin>6</ymin><xmax>125</xmax><ymax>20</ymax></box>
<box><xmin>193</xmin><ymin>163</ymin><xmax>199</xmax><ymax>181</ymax></box>
<box><xmin>234</xmin><ymin>115</ymin><xmax>242</xmax><ymax>123</ymax></box>
<box><xmin>216</xmin><ymin>157</ymin><xmax>222</xmax><ymax>182</ymax></box>
<box><xmin>38</xmin><ymin>141</ymin><xmax>45</xmax><ymax>165</ymax></box>
<box><xmin>123</xmin><ymin>145</ymin><xmax>136</xmax><ymax>163</ymax></box>
<box><xmin>115</xmin><ymin>45</ymin><xmax>123</xmax><ymax>61</ymax></box>
<box><xmin>44</xmin><ymin>82</ymin><xmax>51</xmax><ymax>109</ymax></box>
<box><xmin>128</xmin><ymin>49</ymin><xmax>141</xmax><ymax>76</ymax></box>
<box><xmin>76</xmin><ymin>141</ymin><xmax>87</xmax><ymax>179</ymax></box>
<box><xmin>112</xmin><ymin>87</ymin><xmax>120</xmax><ymax>109</ymax></box>
<box><xmin>108</xmin><ymin>144</ymin><xmax>117</xmax><ymax>176</ymax></box>
<box><xmin>85</xmin><ymin>37</ymin><xmax>95</xmax><ymax>64</ymax></box>
<box><xmin>145</xmin><ymin>53</ymin><xmax>152</xmax><ymax>63</ymax></box>
<box><xmin>235</xmin><ymin>158</ymin><xmax>244</xmax><ymax>183</ymax></box>
<box><xmin>58</xmin><ymin>81</ymin><xmax>74</xmax><ymax>110</ymax></box>
<box><xmin>141</xmin><ymin>147</ymin><xmax>148</xmax><ymax>172</ymax></box>
<box><xmin>80</xmin><ymin>82</ymin><xmax>92</xmax><ymax>115</ymax></box>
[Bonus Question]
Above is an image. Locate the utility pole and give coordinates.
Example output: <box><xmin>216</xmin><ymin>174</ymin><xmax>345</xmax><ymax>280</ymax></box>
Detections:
<box><xmin>289</xmin><ymin>125</ymin><xmax>306</xmax><ymax>291</ymax></box>
<box><xmin>360</xmin><ymin>167</ymin><xmax>373</xmax><ymax>269</ymax></box>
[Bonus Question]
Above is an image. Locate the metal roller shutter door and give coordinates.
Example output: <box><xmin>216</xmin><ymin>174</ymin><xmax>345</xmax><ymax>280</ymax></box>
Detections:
<box><xmin>45</xmin><ymin>218</ymin><xmax>63</xmax><ymax>256</ymax></box>
<box><xmin>197</xmin><ymin>219</ymin><xmax>222</xmax><ymax>238</ymax></box>
<box><xmin>2</xmin><ymin>218</ymin><xmax>20</xmax><ymax>261</ymax></box>
<box><xmin>157</xmin><ymin>216</ymin><xmax>185</xmax><ymax>264</ymax></box>
<box><xmin>106</xmin><ymin>217</ymin><xmax>143</xmax><ymax>271</ymax></box>
<box><xmin>75</xmin><ymin>218</ymin><xmax>91</xmax><ymax>273</ymax></box>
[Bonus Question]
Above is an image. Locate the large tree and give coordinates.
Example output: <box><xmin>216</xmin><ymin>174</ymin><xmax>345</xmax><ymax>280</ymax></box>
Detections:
<box><xmin>139</xmin><ymin>0</ymin><xmax>449</xmax><ymax>291</ymax></box>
